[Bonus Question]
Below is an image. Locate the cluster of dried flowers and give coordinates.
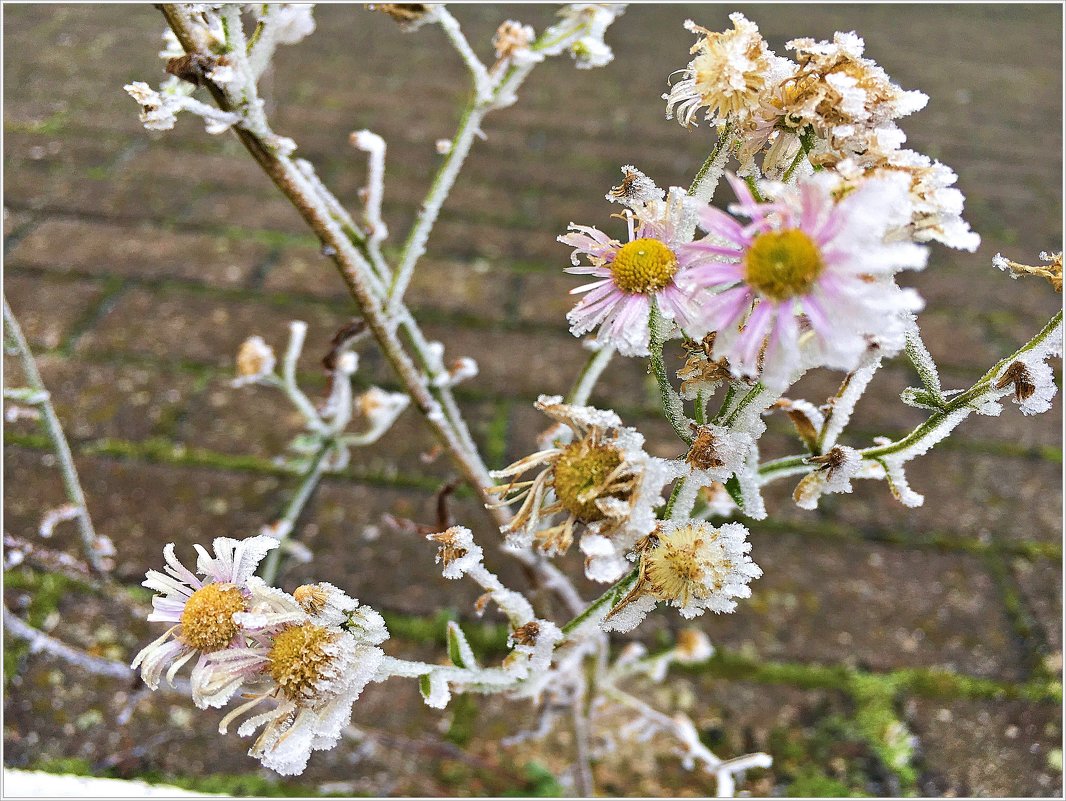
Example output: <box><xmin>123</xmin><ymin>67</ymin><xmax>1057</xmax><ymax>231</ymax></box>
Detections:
<box><xmin>122</xmin><ymin>3</ymin><xmax>1062</xmax><ymax>794</ymax></box>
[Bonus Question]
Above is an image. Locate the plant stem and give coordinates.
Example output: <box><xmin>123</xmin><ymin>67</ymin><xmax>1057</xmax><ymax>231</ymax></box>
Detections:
<box><xmin>570</xmin><ymin>672</ymin><xmax>596</xmax><ymax>797</ymax></box>
<box><xmin>760</xmin><ymin>309</ymin><xmax>1064</xmax><ymax>482</ymax></box>
<box><xmin>663</xmin><ymin>476</ymin><xmax>688</xmax><ymax>519</ymax></box>
<box><xmin>781</xmin><ymin>127</ymin><xmax>815</xmax><ymax>183</ymax></box>
<box><xmin>743</xmin><ymin>173</ymin><xmax>766</xmax><ymax>203</ymax></box>
<box><xmin>159</xmin><ymin>6</ymin><xmax>584</xmax><ymax>616</ymax></box>
<box><xmin>566</xmin><ymin>345</ymin><xmax>615</xmax><ymax>406</ymax></box>
<box><xmin>259</xmin><ymin>439</ymin><xmax>334</xmax><ymax>584</ymax></box>
<box><xmin>388</xmin><ymin>95</ymin><xmax>484</xmax><ymax>315</ymax></box>
<box><xmin>3</xmin><ymin>294</ymin><xmax>105</xmax><ymax>574</ymax></box>
<box><xmin>648</xmin><ymin>302</ymin><xmax>693</xmax><ymax>446</ymax></box>
<box><xmin>560</xmin><ymin>566</ymin><xmax>640</xmax><ymax>637</ymax></box>
<box><xmin>722</xmin><ymin>381</ymin><xmax>766</xmax><ymax>428</ymax></box>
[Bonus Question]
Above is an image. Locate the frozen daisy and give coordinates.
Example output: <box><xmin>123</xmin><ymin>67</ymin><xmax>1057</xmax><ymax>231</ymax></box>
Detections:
<box><xmin>685</xmin><ymin>172</ymin><xmax>928</xmax><ymax>390</ymax></box>
<box><xmin>561</xmin><ymin>170</ymin><xmax>714</xmax><ymax>356</ymax></box>
<box><xmin>204</xmin><ymin>580</ymin><xmax>387</xmax><ymax>775</ymax></box>
<box><xmin>540</xmin><ymin>4</ymin><xmax>625</xmax><ymax>69</ymax></box>
<box><xmin>130</xmin><ymin>535</ymin><xmax>279</xmax><ymax>693</ymax></box>
<box><xmin>835</xmin><ymin>149</ymin><xmax>980</xmax><ymax>252</ymax></box>
<box><xmin>487</xmin><ymin>395</ymin><xmax>676</xmax><ymax>578</ymax></box>
<box><xmin>604</xmin><ymin>521</ymin><xmax>761</xmax><ymax>633</ymax></box>
<box><xmin>664</xmin><ymin>14</ymin><xmax>778</xmax><ymax>127</ymax></box>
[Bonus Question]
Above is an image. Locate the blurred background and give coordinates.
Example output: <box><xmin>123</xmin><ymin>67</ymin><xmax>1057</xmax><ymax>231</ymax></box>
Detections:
<box><xmin>3</xmin><ymin>3</ymin><xmax>1062</xmax><ymax>796</ymax></box>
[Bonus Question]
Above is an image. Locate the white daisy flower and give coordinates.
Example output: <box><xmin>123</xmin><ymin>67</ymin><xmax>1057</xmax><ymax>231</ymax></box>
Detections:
<box><xmin>130</xmin><ymin>535</ymin><xmax>278</xmax><ymax>694</ymax></box>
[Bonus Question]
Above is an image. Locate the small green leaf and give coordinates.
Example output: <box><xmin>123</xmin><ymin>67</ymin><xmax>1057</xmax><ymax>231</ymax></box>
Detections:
<box><xmin>445</xmin><ymin>621</ymin><xmax>478</xmax><ymax>669</ymax></box>
<box><xmin>725</xmin><ymin>474</ymin><xmax>745</xmax><ymax>510</ymax></box>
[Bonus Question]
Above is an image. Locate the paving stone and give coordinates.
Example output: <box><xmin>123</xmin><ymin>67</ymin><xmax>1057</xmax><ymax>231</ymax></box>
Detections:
<box><xmin>176</xmin><ymin>187</ymin><xmax>311</xmax><ymax>234</ymax></box>
<box><xmin>907</xmin><ymin>697</ymin><xmax>1062</xmax><ymax>797</ymax></box>
<box><xmin>7</xmin><ymin>218</ymin><xmax>267</xmax><ymax>287</ymax></box>
<box><xmin>3</xmin><ymin>271</ymin><xmax>107</xmax><ymax>351</ymax></box>
<box><xmin>75</xmin><ymin>286</ymin><xmax>352</xmax><ymax>371</ymax></box>
<box><xmin>31</xmin><ymin>356</ymin><xmax>198</xmax><ymax>442</ymax></box>
<box><xmin>3</xmin><ymin>209</ymin><xmax>34</xmax><ymax>240</ymax></box>
<box><xmin>769</xmin><ymin>449</ymin><xmax>1064</xmax><ymax>549</ymax></box>
<box><xmin>1012</xmin><ymin>557</ymin><xmax>1064</xmax><ymax>660</ymax></box>
<box><xmin>3</xmin><ymin>447</ymin><xmax>71</xmax><ymax>549</ymax></box>
<box><xmin>262</xmin><ymin>244</ymin><xmax>515</xmax><ymax>322</ymax></box>
<box><xmin>2</xmin><ymin>2</ymin><xmax>1063</xmax><ymax>793</ymax></box>
<box><xmin>3</xmin><ymin>447</ymin><xmax>283</xmax><ymax>581</ymax></box>
<box><xmin>692</xmin><ymin>532</ymin><xmax>1025</xmax><ymax>681</ymax></box>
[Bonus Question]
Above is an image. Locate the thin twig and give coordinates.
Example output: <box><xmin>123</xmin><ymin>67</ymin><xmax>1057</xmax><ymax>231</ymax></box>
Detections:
<box><xmin>158</xmin><ymin>6</ymin><xmax>585</xmax><ymax>618</ymax></box>
<box><xmin>566</xmin><ymin>345</ymin><xmax>615</xmax><ymax>406</ymax></box>
<box><xmin>3</xmin><ymin>294</ymin><xmax>106</xmax><ymax>574</ymax></box>
<box><xmin>3</xmin><ymin>605</ymin><xmax>139</xmax><ymax>682</ymax></box>
<box><xmin>759</xmin><ymin>309</ymin><xmax>1064</xmax><ymax>482</ymax></box>
<box><xmin>259</xmin><ymin>439</ymin><xmax>334</xmax><ymax>584</ymax></box>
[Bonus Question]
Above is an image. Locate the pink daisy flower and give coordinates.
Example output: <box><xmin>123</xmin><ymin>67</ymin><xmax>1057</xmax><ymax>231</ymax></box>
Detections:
<box><xmin>560</xmin><ymin>183</ymin><xmax>713</xmax><ymax>357</ymax></box>
<box><xmin>685</xmin><ymin>172</ymin><xmax>928</xmax><ymax>389</ymax></box>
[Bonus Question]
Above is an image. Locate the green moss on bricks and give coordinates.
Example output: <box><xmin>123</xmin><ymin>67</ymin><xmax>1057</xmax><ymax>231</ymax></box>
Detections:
<box><xmin>4</xmin><ymin>569</ymin><xmax>81</xmax><ymax>684</ymax></box>
<box><xmin>381</xmin><ymin>610</ymin><xmax>510</xmax><ymax>658</ymax></box>
<box><xmin>680</xmin><ymin>649</ymin><xmax>1061</xmax><ymax>704</ymax></box>
<box><xmin>849</xmin><ymin>674</ymin><xmax>918</xmax><ymax>794</ymax></box>
<box><xmin>483</xmin><ymin>400</ymin><xmax>512</xmax><ymax>471</ymax></box>
<box><xmin>786</xmin><ymin>767</ymin><xmax>859</xmax><ymax>797</ymax></box>
<box><xmin>4</xmin><ymin>431</ymin><xmax>445</xmax><ymax>494</ymax></box>
<box><xmin>4</xmin><ymin>110</ymin><xmax>68</xmax><ymax>135</ymax></box>
<box><xmin>504</xmin><ymin>762</ymin><xmax>565</xmax><ymax>797</ymax></box>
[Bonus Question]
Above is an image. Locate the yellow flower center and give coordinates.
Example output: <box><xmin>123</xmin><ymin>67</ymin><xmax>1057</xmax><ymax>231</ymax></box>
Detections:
<box><xmin>611</xmin><ymin>238</ymin><xmax>678</xmax><ymax>294</ymax></box>
<box><xmin>179</xmin><ymin>583</ymin><xmax>246</xmax><ymax>652</ymax></box>
<box><xmin>744</xmin><ymin>229</ymin><xmax>824</xmax><ymax>301</ymax></box>
<box><xmin>552</xmin><ymin>441</ymin><xmax>624</xmax><ymax>522</ymax></box>
<box><xmin>644</xmin><ymin>525</ymin><xmax>730</xmax><ymax>607</ymax></box>
<box><xmin>268</xmin><ymin>622</ymin><xmax>338</xmax><ymax>701</ymax></box>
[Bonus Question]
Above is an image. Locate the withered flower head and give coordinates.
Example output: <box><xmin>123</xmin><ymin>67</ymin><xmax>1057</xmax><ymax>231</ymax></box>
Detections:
<box><xmin>994</xmin><ymin>361</ymin><xmax>1037</xmax><ymax>402</ymax></box>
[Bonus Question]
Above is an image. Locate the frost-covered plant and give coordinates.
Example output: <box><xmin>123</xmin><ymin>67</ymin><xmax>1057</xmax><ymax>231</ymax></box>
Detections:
<box><xmin>74</xmin><ymin>3</ymin><xmax>1062</xmax><ymax>795</ymax></box>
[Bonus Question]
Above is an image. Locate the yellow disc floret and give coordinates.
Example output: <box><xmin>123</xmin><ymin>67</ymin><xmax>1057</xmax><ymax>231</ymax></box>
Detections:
<box><xmin>552</xmin><ymin>440</ymin><xmax>624</xmax><ymax>522</ymax></box>
<box><xmin>644</xmin><ymin>524</ymin><xmax>731</xmax><ymax>608</ymax></box>
<box><xmin>179</xmin><ymin>583</ymin><xmax>246</xmax><ymax>652</ymax></box>
<box><xmin>610</xmin><ymin>238</ymin><xmax>679</xmax><ymax>294</ymax></box>
<box><xmin>268</xmin><ymin>622</ymin><xmax>338</xmax><ymax>701</ymax></box>
<box><xmin>744</xmin><ymin>229</ymin><xmax>824</xmax><ymax>301</ymax></box>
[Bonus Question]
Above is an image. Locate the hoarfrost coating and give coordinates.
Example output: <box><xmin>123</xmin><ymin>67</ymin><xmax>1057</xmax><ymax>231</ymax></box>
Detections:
<box><xmin>86</xmin><ymin>3</ymin><xmax>1063</xmax><ymax>794</ymax></box>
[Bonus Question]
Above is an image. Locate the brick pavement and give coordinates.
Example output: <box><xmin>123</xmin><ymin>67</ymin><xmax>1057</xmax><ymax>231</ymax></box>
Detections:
<box><xmin>3</xmin><ymin>4</ymin><xmax>1063</xmax><ymax>796</ymax></box>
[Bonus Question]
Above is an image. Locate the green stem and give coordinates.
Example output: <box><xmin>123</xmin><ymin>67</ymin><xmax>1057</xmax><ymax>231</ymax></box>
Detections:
<box><xmin>694</xmin><ymin>389</ymin><xmax>707</xmax><ymax>425</ymax></box>
<box><xmin>566</xmin><ymin>345</ymin><xmax>615</xmax><ymax>406</ymax></box>
<box><xmin>663</xmin><ymin>476</ymin><xmax>688</xmax><ymax>519</ymax></box>
<box><xmin>259</xmin><ymin>439</ymin><xmax>334</xmax><ymax>584</ymax></box>
<box><xmin>687</xmin><ymin>123</ymin><xmax>732</xmax><ymax>198</ymax></box>
<box><xmin>760</xmin><ymin>309</ymin><xmax>1063</xmax><ymax>481</ymax></box>
<box><xmin>722</xmin><ymin>381</ymin><xmax>766</xmax><ymax>428</ymax></box>
<box><xmin>711</xmin><ymin>382</ymin><xmax>738</xmax><ymax>424</ymax></box>
<box><xmin>560</xmin><ymin>566</ymin><xmax>640</xmax><ymax>637</ymax></box>
<box><xmin>781</xmin><ymin>127</ymin><xmax>815</xmax><ymax>183</ymax></box>
<box><xmin>648</xmin><ymin>302</ymin><xmax>694</xmax><ymax>446</ymax></box>
<box><xmin>743</xmin><ymin>174</ymin><xmax>766</xmax><ymax>203</ymax></box>
<box><xmin>4</xmin><ymin>294</ymin><xmax>105</xmax><ymax>574</ymax></box>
